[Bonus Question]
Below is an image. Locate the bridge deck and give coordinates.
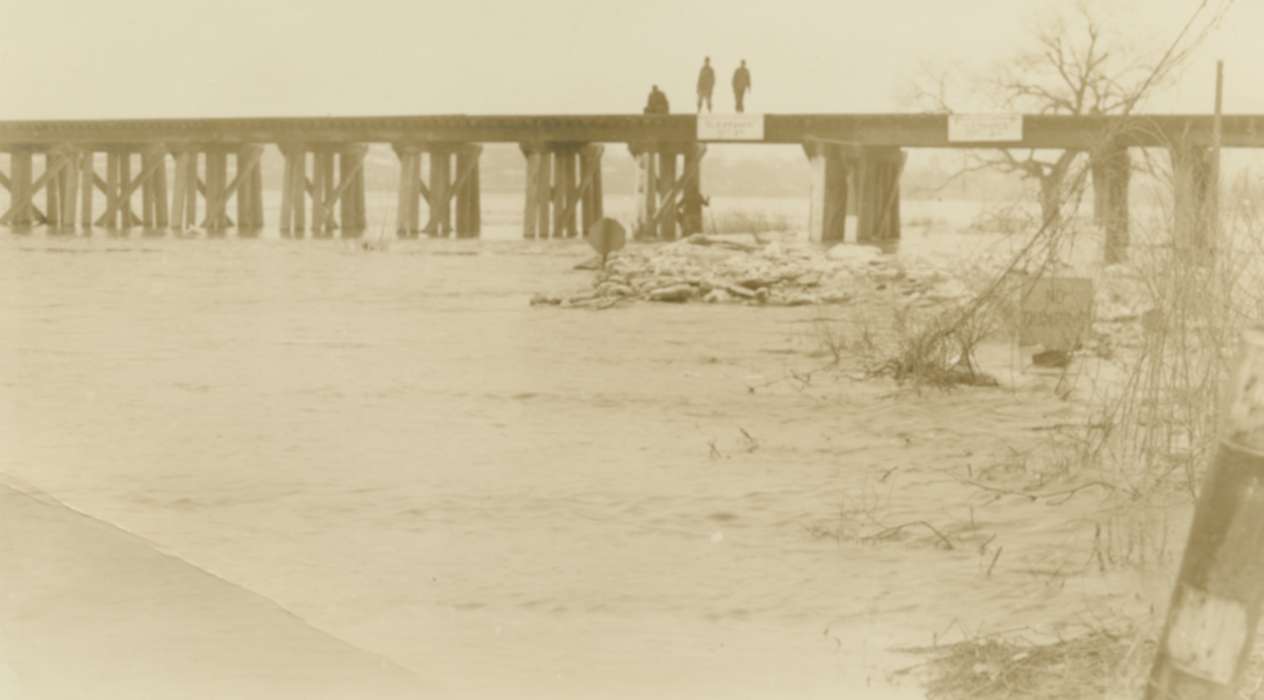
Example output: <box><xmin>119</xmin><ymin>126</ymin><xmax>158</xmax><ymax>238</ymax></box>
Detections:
<box><xmin>1</xmin><ymin>114</ymin><xmax>1263</xmax><ymax>149</ymax></box>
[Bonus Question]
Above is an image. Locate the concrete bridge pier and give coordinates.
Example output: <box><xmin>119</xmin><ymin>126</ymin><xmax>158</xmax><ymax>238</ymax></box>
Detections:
<box><xmin>854</xmin><ymin>146</ymin><xmax>905</xmax><ymax>245</ymax></box>
<box><xmin>803</xmin><ymin>141</ymin><xmax>853</xmax><ymax>243</ymax></box>
<box><xmin>281</xmin><ymin>144</ymin><xmax>364</xmax><ymax>238</ymax></box>
<box><xmin>1091</xmin><ymin>142</ymin><xmax>1132</xmax><ymax>264</ymax></box>
<box><xmin>520</xmin><ymin>143</ymin><xmax>603</xmax><ymax>239</ymax></box>
<box><xmin>1170</xmin><ymin>141</ymin><xmax>1215</xmax><ymax>259</ymax></box>
<box><xmin>630</xmin><ymin>143</ymin><xmax>705</xmax><ymax>241</ymax></box>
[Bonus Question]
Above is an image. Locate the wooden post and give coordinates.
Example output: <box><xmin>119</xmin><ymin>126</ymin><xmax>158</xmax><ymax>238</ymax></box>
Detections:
<box><xmin>119</xmin><ymin>152</ymin><xmax>136</xmax><ymax>230</ymax></box>
<box><xmin>171</xmin><ymin>151</ymin><xmax>189</xmax><ymax>233</ymax></box>
<box><xmin>236</xmin><ymin>146</ymin><xmax>253</xmax><ymax>235</ymax></box>
<box><xmin>804</xmin><ymin>141</ymin><xmax>850</xmax><ymax>243</ymax></box>
<box><xmin>455</xmin><ymin>145</ymin><xmax>482</xmax><ymax>238</ymax></box>
<box><xmin>153</xmin><ymin>151</ymin><xmax>169</xmax><ymax>231</ymax></box>
<box><xmin>311</xmin><ymin>150</ymin><xmax>329</xmax><ymax>236</ymax></box>
<box><xmin>60</xmin><ymin>150</ymin><xmax>80</xmax><ymax>233</ymax></box>
<box><xmin>1102</xmin><ymin>143</ymin><xmax>1131</xmax><ymax>265</ymax></box>
<box><xmin>1171</xmin><ymin>143</ymin><xmax>1213</xmax><ymax>260</ymax></box>
<box><xmin>140</xmin><ymin>151</ymin><xmax>156</xmax><ymax>230</ymax></box>
<box><xmin>538</xmin><ymin>148</ymin><xmax>553</xmax><ymax>239</ymax></box>
<box><xmin>657</xmin><ymin>148</ymin><xmax>678</xmax><ymax>241</ymax></box>
<box><xmin>205</xmin><ymin>150</ymin><xmax>228</xmax><ymax>234</ymax></box>
<box><xmin>10</xmin><ymin>149</ymin><xmax>33</xmax><ymax>229</ymax></box>
<box><xmin>681</xmin><ymin>145</ymin><xmax>704</xmax><ymax>236</ymax></box>
<box><xmin>291</xmin><ymin>148</ymin><xmax>307</xmax><ymax>237</ymax></box>
<box><xmin>45</xmin><ymin>152</ymin><xmax>62</xmax><ymax>230</ymax></box>
<box><xmin>184</xmin><ymin>151</ymin><xmax>199</xmax><ymax>231</ymax></box>
<box><xmin>339</xmin><ymin>146</ymin><xmax>367</xmax><ymax>237</ymax></box>
<box><xmin>79</xmin><ymin>151</ymin><xmax>95</xmax><ymax>232</ymax></box>
<box><xmin>103</xmin><ymin>151</ymin><xmax>121</xmax><ymax>231</ymax></box>
<box><xmin>551</xmin><ymin>149</ymin><xmax>571</xmax><ymax>238</ymax></box>
<box><xmin>522</xmin><ymin>145</ymin><xmax>541</xmax><ymax>239</ymax></box>
<box><xmin>428</xmin><ymin>147</ymin><xmax>452</xmax><ymax>237</ymax></box>
<box><xmin>394</xmin><ymin>145</ymin><xmax>420</xmax><ymax>238</ymax></box>
<box><xmin>634</xmin><ymin>146</ymin><xmax>657</xmax><ymax>240</ymax></box>
<box><xmin>321</xmin><ymin>149</ymin><xmax>336</xmax><ymax>233</ymax></box>
<box><xmin>855</xmin><ymin>147</ymin><xmax>904</xmax><ymax>244</ymax></box>
<box><xmin>1146</xmin><ymin>326</ymin><xmax>1264</xmax><ymax>699</ymax></box>
<box><xmin>579</xmin><ymin>144</ymin><xmax>605</xmax><ymax>236</ymax></box>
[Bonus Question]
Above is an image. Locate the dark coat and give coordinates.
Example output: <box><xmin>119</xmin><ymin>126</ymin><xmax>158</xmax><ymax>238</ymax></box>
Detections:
<box><xmin>697</xmin><ymin>65</ymin><xmax>715</xmax><ymax>94</ymax></box>
<box><xmin>732</xmin><ymin>66</ymin><xmax>751</xmax><ymax>93</ymax></box>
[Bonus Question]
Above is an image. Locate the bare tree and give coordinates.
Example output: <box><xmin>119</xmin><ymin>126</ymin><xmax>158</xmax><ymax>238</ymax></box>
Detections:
<box><xmin>911</xmin><ymin>1</ymin><xmax>1232</xmax><ymax>227</ymax></box>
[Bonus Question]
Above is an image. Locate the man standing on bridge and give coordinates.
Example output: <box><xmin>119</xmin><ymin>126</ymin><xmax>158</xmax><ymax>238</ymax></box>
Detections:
<box><xmin>643</xmin><ymin>85</ymin><xmax>670</xmax><ymax>115</ymax></box>
<box><xmin>696</xmin><ymin>57</ymin><xmax>715</xmax><ymax>113</ymax></box>
<box><xmin>732</xmin><ymin>60</ymin><xmax>752</xmax><ymax>113</ymax></box>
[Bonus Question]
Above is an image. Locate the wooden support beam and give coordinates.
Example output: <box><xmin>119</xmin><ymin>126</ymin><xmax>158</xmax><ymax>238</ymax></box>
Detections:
<box><xmin>119</xmin><ymin>152</ymin><xmax>137</xmax><ymax>229</ymax></box>
<box><xmin>579</xmin><ymin>144</ymin><xmax>604</xmax><ymax>235</ymax></box>
<box><xmin>522</xmin><ymin>147</ymin><xmax>541</xmax><ymax>239</ymax></box>
<box><xmin>79</xmin><ymin>152</ymin><xmax>95</xmax><ymax>231</ymax></box>
<box><xmin>171</xmin><ymin>151</ymin><xmax>189</xmax><ymax>232</ymax></box>
<box><xmin>153</xmin><ymin>152</ymin><xmax>169</xmax><ymax>230</ymax></box>
<box><xmin>339</xmin><ymin>146</ymin><xmax>367</xmax><ymax>237</ymax></box>
<box><xmin>1101</xmin><ymin>143</ymin><xmax>1131</xmax><ymax>265</ymax></box>
<box><xmin>804</xmin><ymin>141</ymin><xmax>851</xmax><ymax>243</ymax></box>
<box><xmin>320</xmin><ymin>150</ymin><xmax>336</xmax><ymax>233</ymax></box>
<box><xmin>454</xmin><ymin>145</ymin><xmax>482</xmax><ymax>238</ymax></box>
<box><xmin>634</xmin><ymin>149</ymin><xmax>657</xmax><ymax>240</ymax></box>
<box><xmin>232</xmin><ymin>145</ymin><xmax>264</xmax><ymax>235</ymax></box>
<box><xmin>45</xmin><ymin>152</ymin><xmax>62</xmax><ymax>229</ymax></box>
<box><xmin>855</xmin><ymin>146</ymin><xmax>905</xmax><ymax>244</ymax></box>
<box><xmin>657</xmin><ymin>149</ymin><xmax>679</xmax><ymax>241</ymax></box>
<box><xmin>100</xmin><ymin>152</ymin><xmax>121</xmax><ymax>230</ymax></box>
<box><xmin>141</xmin><ymin>151</ymin><xmax>156</xmax><ymax>230</ymax></box>
<box><xmin>1171</xmin><ymin>142</ymin><xmax>1214</xmax><ymax>260</ymax></box>
<box><xmin>681</xmin><ymin>145</ymin><xmax>704</xmax><ymax>236</ymax></box>
<box><xmin>204</xmin><ymin>150</ymin><xmax>228</xmax><ymax>234</ymax></box>
<box><xmin>60</xmin><ymin>151</ymin><xmax>80</xmax><ymax>233</ymax></box>
<box><xmin>10</xmin><ymin>150</ymin><xmax>33</xmax><ymax>228</ymax></box>
<box><xmin>394</xmin><ymin>145</ymin><xmax>421</xmax><ymax>237</ymax></box>
<box><xmin>536</xmin><ymin>147</ymin><xmax>553</xmax><ymax>239</ymax></box>
<box><xmin>427</xmin><ymin>148</ymin><xmax>452</xmax><ymax>236</ymax></box>
<box><xmin>310</xmin><ymin>150</ymin><xmax>329</xmax><ymax>236</ymax></box>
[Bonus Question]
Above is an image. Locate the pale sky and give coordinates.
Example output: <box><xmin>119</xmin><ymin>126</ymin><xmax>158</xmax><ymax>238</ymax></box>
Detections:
<box><xmin>1</xmin><ymin>0</ymin><xmax>1258</xmax><ymax>120</ymax></box>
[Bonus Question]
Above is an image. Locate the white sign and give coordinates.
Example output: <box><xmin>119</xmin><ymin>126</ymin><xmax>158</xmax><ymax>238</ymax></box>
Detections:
<box><xmin>948</xmin><ymin>114</ymin><xmax>1023</xmax><ymax>143</ymax></box>
<box><xmin>697</xmin><ymin>114</ymin><xmax>765</xmax><ymax>141</ymax></box>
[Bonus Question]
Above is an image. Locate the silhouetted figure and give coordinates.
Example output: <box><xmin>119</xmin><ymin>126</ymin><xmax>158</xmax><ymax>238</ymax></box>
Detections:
<box><xmin>696</xmin><ymin>57</ymin><xmax>715</xmax><ymax>113</ymax></box>
<box><xmin>732</xmin><ymin>60</ymin><xmax>752</xmax><ymax>113</ymax></box>
<box><xmin>643</xmin><ymin>85</ymin><xmax>670</xmax><ymax>115</ymax></box>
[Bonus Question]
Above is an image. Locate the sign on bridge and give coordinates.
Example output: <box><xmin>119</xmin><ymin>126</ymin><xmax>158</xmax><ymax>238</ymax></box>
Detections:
<box><xmin>697</xmin><ymin>114</ymin><xmax>765</xmax><ymax>141</ymax></box>
<box><xmin>948</xmin><ymin>114</ymin><xmax>1024</xmax><ymax>143</ymax></box>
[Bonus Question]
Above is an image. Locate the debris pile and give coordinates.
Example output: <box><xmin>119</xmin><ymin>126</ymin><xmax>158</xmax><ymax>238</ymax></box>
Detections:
<box><xmin>530</xmin><ymin>234</ymin><xmax>992</xmax><ymax>310</ymax></box>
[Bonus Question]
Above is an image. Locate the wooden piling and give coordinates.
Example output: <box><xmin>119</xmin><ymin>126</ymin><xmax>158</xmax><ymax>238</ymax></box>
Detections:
<box><xmin>551</xmin><ymin>150</ymin><xmax>572</xmax><ymax>238</ymax></box>
<box><xmin>855</xmin><ymin>147</ymin><xmax>905</xmax><ymax>244</ymax></box>
<box><xmin>1171</xmin><ymin>142</ymin><xmax>1214</xmax><ymax>260</ymax></box>
<box><xmin>1101</xmin><ymin>143</ymin><xmax>1131</xmax><ymax>265</ymax></box>
<box><xmin>103</xmin><ymin>151</ymin><xmax>121</xmax><ymax>231</ymax></box>
<box><xmin>60</xmin><ymin>151</ymin><xmax>80</xmax><ymax>233</ymax></box>
<box><xmin>185</xmin><ymin>151</ymin><xmax>199</xmax><ymax>231</ymax></box>
<box><xmin>119</xmin><ymin>152</ymin><xmax>136</xmax><ymax>230</ymax></box>
<box><xmin>394</xmin><ymin>145</ymin><xmax>421</xmax><ymax>238</ymax></box>
<box><xmin>311</xmin><ymin>150</ymin><xmax>330</xmax><ymax>236</ymax></box>
<box><xmin>205</xmin><ymin>150</ymin><xmax>228</xmax><ymax>234</ymax></box>
<box><xmin>339</xmin><ymin>146</ymin><xmax>367</xmax><ymax>237</ymax></box>
<box><xmin>522</xmin><ymin>146</ymin><xmax>541</xmax><ymax>239</ymax></box>
<box><xmin>11</xmin><ymin>150</ymin><xmax>33</xmax><ymax>229</ymax></box>
<box><xmin>657</xmin><ymin>149</ymin><xmax>679</xmax><ymax>241</ymax></box>
<box><xmin>171</xmin><ymin>151</ymin><xmax>189</xmax><ymax>233</ymax></box>
<box><xmin>140</xmin><ymin>151</ymin><xmax>156</xmax><ymax>230</ymax></box>
<box><xmin>153</xmin><ymin>151</ymin><xmax>169</xmax><ymax>230</ymax></box>
<box><xmin>634</xmin><ymin>147</ymin><xmax>657</xmax><ymax>240</ymax></box>
<box><xmin>804</xmin><ymin>141</ymin><xmax>850</xmax><ymax>243</ymax></box>
<box><xmin>45</xmin><ymin>152</ymin><xmax>62</xmax><ymax>230</ymax></box>
<box><xmin>79</xmin><ymin>151</ymin><xmax>95</xmax><ymax>231</ymax></box>
<box><xmin>428</xmin><ymin>147</ymin><xmax>451</xmax><ymax>237</ymax></box>
<box><xmin>455</xmin><ymin>146</ymin><xmax>481</xmax><ymax>238</ymax></box>
<box><xmin>681</xmin><ymin>145</ymin><xmax>704</xmax><ymax>236</ymax></box>
<box><xmin>579</xmin><ymin>144</ymin><xmax>604</xmax><ymax>236</ymax></box>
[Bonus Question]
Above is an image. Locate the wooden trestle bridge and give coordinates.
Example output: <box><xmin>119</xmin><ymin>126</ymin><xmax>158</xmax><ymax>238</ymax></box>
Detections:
<box><xmin>0</xmin><ymin>113</ymin><xmax>1260</xmax><ymax>254</ymax></box>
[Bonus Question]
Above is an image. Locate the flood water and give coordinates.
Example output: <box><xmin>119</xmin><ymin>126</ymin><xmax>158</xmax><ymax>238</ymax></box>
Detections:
<box><xmin>0</xmin><ymin>194</ymin><xmax>1147</xmax><ymax>698</ymax></box>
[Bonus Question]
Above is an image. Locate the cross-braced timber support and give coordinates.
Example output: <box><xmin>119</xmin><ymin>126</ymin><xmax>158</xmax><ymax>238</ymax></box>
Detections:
<box><xmin>519</xmin><ymin>143</ymin><xmax>604</xmax><ymax>240</ymax></box>
<box><xmin>1</xmin><ymin>145</ymin><xmax>87</xmax><ymax>233</ymax></box>
<box><xmin>630</xmin><ymin>143</ymin><xmax>706</xmax><ymax>241</ymax></box>
<box><xmin>168</xmin><ymin>144</ymin><xmax>265</xmax><ymax>235</ymax></box>
<box><xmin>279</xmin><ymin>143</ymin><xmax>365</xmax><ymax>238</ymax></box>
<box><xmin>393</xmin><ymin>143</ymin><xmax>482</xmax><ymax>238</ymax></box>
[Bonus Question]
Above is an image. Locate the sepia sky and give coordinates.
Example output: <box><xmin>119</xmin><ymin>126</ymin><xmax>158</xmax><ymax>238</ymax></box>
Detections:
<box><xmin>0</xmin><ymin>0</ymin><xmax>1258</xmax><ymax>120</ymax></box>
